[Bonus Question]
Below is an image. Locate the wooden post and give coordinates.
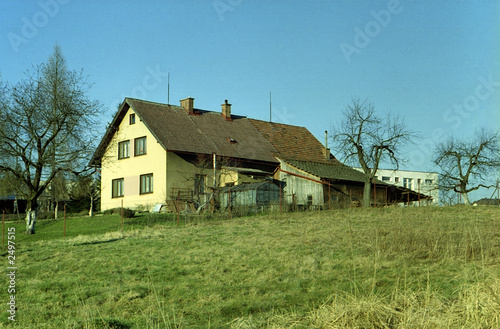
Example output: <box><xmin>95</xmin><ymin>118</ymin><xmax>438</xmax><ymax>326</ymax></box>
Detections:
<box><xmin>279</xmin><ymin>184</ymin><xmax>282</xmax><ymax>214</ymax></box>
<box><xmin>418</xmin><ymin>180</ymin><xmax>421</xmax><ymax>206</ymax></box>
<box><xmin>228</xmin><ymin>187</ymin><xmax>232</xmax><ymax>220</ymax></box>
<box><xmin>176</xmin><ymin>191</ymin><xmax>180</xmax><ymax>226</ymax></box>
<box><xmin>120</xmin><ymin>199</ymin><xmax>124</xmax><ymax>231</ymax></box>
<box><xmin>373</xmin><ymin>180</ymin><xmax>377</xmax><ymax>208</ymax></box>
<box><xmin>2</xmin><ymin>210</ymin><xmax>5</xmax><ymax>247</ymax></box>
<box><xmin>63</xmin><ymin>203</ymin><xmax>66</xmax><ymax>237</ymax></box>
<box><xmin>328</xmin><ymin>182</ymin><xmax>331</xmax><ymax>210</ymax></box>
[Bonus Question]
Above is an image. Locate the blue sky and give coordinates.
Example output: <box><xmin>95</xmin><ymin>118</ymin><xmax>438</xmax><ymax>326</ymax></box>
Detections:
<box><xmin>1</xmin><ymin>0</ymin><xmax>499</xmax><ymax>200</ymax></box>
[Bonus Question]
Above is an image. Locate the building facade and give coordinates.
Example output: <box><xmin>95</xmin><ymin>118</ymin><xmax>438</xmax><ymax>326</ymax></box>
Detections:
<box><xmin>355</xmin><ymin>168</ymin><xmax>439</xmax><ymax>205</ymax></box>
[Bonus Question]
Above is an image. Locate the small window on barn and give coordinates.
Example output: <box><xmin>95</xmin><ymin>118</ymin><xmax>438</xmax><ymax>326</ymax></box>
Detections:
<box><xmin>382</xmin><ymin>176</ymin><xmax>390</xmax><ymax>182</ymax></box>
<box><xmin>130</xmin><ymin>113</ymin><xmax>136</xmax><ymax>125</ymax></box>
<box><xmin>425</xmin><ymin>179</ymin><xmax>433</xmax><ymax>185</ymax></box>
<box><xmin>394</xmin><ymin>177</ymin><xmax>400</xmax><ymax>183</ymax></box>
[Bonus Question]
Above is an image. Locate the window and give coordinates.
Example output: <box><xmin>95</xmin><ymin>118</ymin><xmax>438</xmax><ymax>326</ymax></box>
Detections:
<box><xmin>134</xmin><ymin>136</ymin><xmax>147</xmax><ymax>156</ymax></box>
<box><xmin>417</xmin><ymin>178</ymin><xmax>422</xmax><ymax>186</ymax></box>
<box><xmin>140</xmin><ymin>174</ymin><xmax>153</xmax><ymax>194</ymax></box>
<box><xmin>194</xmin><ymin>174</ymin><xmax>206</xmax><ymax>194</ymax></box>
<box><xmin>425</xmin><ymin>179</ymin><xmax>433</xmax><ymax>185</ymax></box>
<box><xmin>118</xmin><ymin>140</ymin><xmax>130</xmax><ymax>159</ymax></box>
<box><xmin>394</xmin><ymin>177</ymin><xmax>400</xmax><ymax>183</ymax></box>
<box><xmin>382</xmin><ymin>176</ymin><xmax>391</xmax><ymax>182</ymax></box>
<box><xmin>130</xmin><ymin>113</ymin><xmax>136</xmax><ymax>125</ymax></box>
<box><xmin>403</xmin><ymin>178</ymin><xmax>413</xmax><ymax>190</ymax></box>
<box><xmin>112</xmin><ymin>178</ymin><xmax>124</xmax><ymax>198</ymax></box>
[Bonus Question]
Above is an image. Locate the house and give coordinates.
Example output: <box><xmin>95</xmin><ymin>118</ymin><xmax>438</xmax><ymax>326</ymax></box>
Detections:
<box><xmin>354</xmin><ymin>168</ymin><xmax>439</xmax><ymax>205</ymax></box>
<box><xmin>90</xmin><ymin>97</ymin><xmax>430</xmax><ymax>211</ymax></box>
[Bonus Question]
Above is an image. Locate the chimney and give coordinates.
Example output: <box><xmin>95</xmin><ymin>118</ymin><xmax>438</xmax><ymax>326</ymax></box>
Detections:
<box><xmin>180</xmin><ymin>97</ymin><xmax>194</xmax><ymax>115</ymax></box>
<box><xmin>323</xmin><ymin>130</ymin><xmax>330</xmax><ymax>160</ymax></box>
<box><xmin>222</xmin><ymin>99</ymin><xmax>231</xmax><ymax>120</ymax></box>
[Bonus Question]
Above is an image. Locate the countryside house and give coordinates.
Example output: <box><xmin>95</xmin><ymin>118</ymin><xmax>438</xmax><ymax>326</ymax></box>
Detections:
<box><xmin>90</xmin><ymin>97</ymin><xmax>430</xmax><ymax>212</ymax></box>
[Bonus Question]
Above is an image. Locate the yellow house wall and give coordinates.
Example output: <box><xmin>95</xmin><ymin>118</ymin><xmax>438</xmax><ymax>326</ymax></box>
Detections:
<box><xmin>101</xmin><ymin>107</ymin><xmax>167</xmax><ymax>211</ymax></box>
<box><xmin>101</xmin><ymin>110</ymin><xmax>263</xmax><ymax>211</ymax></box>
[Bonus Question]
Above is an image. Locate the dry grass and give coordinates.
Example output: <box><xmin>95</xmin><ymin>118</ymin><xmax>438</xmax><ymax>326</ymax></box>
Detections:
<box><xmin>1</xmin><ymin>206</ymin><xmax>498</xmax><ymax>328</ymax></box>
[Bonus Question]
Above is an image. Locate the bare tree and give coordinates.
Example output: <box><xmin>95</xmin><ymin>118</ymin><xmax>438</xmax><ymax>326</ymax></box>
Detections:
<box><xmin>70</xmin><ymin>172</ymin><xmax>100</xmax><ymax>216</ymax></box>
<box><xmin>434</xmin><ymin>129</ymin><xmax>500</xmax><ymax>205</ymax></box>
<box><xmin>0</xmin><ymin>46</ymin><xmax>102</xmax><ymax>234</ymax></box>
<box><xmin>333</xmin><ymin>99</ymin><xmax>415</xmax><ymax>207</ymax></box>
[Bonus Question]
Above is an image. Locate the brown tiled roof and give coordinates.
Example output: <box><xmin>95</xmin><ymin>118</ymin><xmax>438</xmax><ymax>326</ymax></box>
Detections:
<box><xmin>91</xmin><ymin>98</ymin><xmax>279</xmax><ymax>165</ymax></box>
<box><xmin>249</xmin><ymin>119</ymin><xmax>339</xmax><ymax>163</ymax></box>
<box><xmin>284</xmin><ymin>159</ymin><xmax>368</xmax><ymax>183</ymax></box>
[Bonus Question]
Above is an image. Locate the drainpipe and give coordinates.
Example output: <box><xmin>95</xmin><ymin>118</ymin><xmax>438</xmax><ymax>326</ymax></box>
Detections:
<box><xmin>213</xmin><ymin>153</ymin><xmax>217</xmax><ymax>188</ymax></box>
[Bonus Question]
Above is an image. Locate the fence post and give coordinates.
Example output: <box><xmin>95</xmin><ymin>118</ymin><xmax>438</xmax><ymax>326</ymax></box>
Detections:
<box><xmin>121</xmin><ymin>199</ymin><xmax>124</xmax><ymax>231</ymax></box>
<box><xmin>228</xmin><ymin>187</ymin><xmax>232</xmax><ymax>220</ymax></box>
<box><xmin>2</xmin><ymin>210</ymin><xmax>5</xmax><ymax>247</ymax></box>
<box><xmin>176</xmin><ymin>191</ymin><xmax>180</xmax><ymax>226</ymax></box>
<box><xmin>63</xmin><ymin>203</ymin><xmax>66</xmax><ymax>237</ymax></box>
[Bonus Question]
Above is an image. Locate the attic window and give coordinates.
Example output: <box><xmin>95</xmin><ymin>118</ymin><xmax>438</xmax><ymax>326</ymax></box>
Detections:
<box><xmin>227</xmin><ymin>137</ymin><xmax>237</xmax><ymax>144</ymax></box>
<box><xmin>130</xmin><ymin>113</ymin><xmax>136</xmax><ymax>125</ymax></box>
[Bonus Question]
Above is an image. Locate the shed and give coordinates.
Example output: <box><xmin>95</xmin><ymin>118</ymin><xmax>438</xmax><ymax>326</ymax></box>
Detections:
<box><xmin>219</xmin><ymin>182</ymin><xmax>280</xmax><ymax>208</ymax></box>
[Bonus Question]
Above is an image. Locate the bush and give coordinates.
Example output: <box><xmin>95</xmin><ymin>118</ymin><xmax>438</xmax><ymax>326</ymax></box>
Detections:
<box><xmin>102</xmin><ymin>207</ymin><xmax>135</xmax><ymax>218</ymax></box>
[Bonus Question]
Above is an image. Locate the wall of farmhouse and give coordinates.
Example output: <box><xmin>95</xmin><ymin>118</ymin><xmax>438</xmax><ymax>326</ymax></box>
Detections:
<box><xmin>101</xmin><ymin>107</ymin><xmax>167</xmax><ymax>211</ymax></box>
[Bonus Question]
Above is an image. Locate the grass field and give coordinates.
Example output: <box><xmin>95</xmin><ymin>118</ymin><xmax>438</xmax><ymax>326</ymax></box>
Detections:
<box><xmin>1</xmin><ymin>206</ymin><xmax>499</xmax><ymax>328</ymax></box>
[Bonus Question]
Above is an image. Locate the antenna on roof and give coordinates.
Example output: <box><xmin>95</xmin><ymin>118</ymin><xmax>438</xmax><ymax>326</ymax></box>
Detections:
<box><xmin>269</xmin><ymin>90</ymin><xmax>272</xmax><ymax>122</ymax></box>
<box><xmin>167</xmin><ymin>71</ymin><xmax>170</xmax><ymax>104</ymax></box>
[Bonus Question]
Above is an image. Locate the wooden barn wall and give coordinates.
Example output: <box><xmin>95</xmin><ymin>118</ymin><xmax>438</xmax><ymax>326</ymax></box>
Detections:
<box><xmin>279</xmin><ymin>161</ymin><xmax>324</xmax><ymax>206</ymax></box>
<box><xmin>324</xmin><ymin>183</ymin><xmax>389</xmax><ymax>208</ymax></box>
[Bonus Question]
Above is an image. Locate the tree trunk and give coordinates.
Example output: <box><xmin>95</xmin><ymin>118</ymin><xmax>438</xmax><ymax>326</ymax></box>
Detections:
<box><xmin>54</xmin><ymin>201</ymin><xmax>58</xmax><ymax>220</ymax></box>
<box><xmin>26</xmin><ymin>204</ymin><xmax>37</xmax><ymax>235</ymax></box>
<box><xmin>462</xmin><ymin>192</ymin><xmax>471</xmax><ymax>205</ymax></box>
<box><xmin>89</xmin><ymin>197</ymin><xmax>94</xmax><ymax>217</ymax></box>
<box><xmin>363</xmin><ymin>180</ymin><xmax>372</xmax><ymax>208</ymax></box>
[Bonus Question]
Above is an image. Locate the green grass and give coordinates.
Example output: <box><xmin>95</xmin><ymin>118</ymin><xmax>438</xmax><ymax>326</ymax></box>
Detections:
<box><xmin>1</xmin><ymin>206</ymin><xmax>499</xmax><ymax>328</ymax></box>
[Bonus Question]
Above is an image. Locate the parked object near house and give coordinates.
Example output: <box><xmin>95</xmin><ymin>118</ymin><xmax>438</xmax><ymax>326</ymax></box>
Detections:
<box><xmin>90</xmin><ymin>97</ymin><xmax>430</xmax><ymax>212</ymax></box>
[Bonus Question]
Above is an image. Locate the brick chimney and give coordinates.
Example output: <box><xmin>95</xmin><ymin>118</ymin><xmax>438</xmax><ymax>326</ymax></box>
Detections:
<box><xmin>323</xmin><ymin>130</ymin><xmax>330</xmax><ymax>160</ymax></box>
<box><xmin>180</xmin><ymin>97</ymin><xmax>194</xmax><ymax>115</ymax></box>
<box><xmin>222</xmin><ymin>99</ymin><xmax>231</xmax><ymax>120</ymax></box>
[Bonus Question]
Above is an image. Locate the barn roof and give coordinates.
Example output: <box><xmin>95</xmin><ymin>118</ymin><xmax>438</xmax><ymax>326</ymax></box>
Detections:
<box><xmin>283</xmin><ymin>159</ymin><xmax>369</xmax><ymax>183</ymax></box>
<box><xmin>249</xmin><ymin>119</ymin><xmax>339</xmax><ymax>164</ymax></box>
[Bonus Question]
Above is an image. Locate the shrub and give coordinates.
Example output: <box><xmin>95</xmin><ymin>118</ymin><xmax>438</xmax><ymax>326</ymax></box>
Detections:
<box><xmin>102</xmin><ymin>207</ymin><xmax>135</xmax><ymax>218</ymax></box>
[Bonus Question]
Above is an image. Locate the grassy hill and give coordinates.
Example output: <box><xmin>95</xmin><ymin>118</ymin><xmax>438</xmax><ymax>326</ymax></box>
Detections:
<box><xmin>1</xmin><ymin>206</ymin><xmax>499</xmax><ymax>328</ymax></box>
